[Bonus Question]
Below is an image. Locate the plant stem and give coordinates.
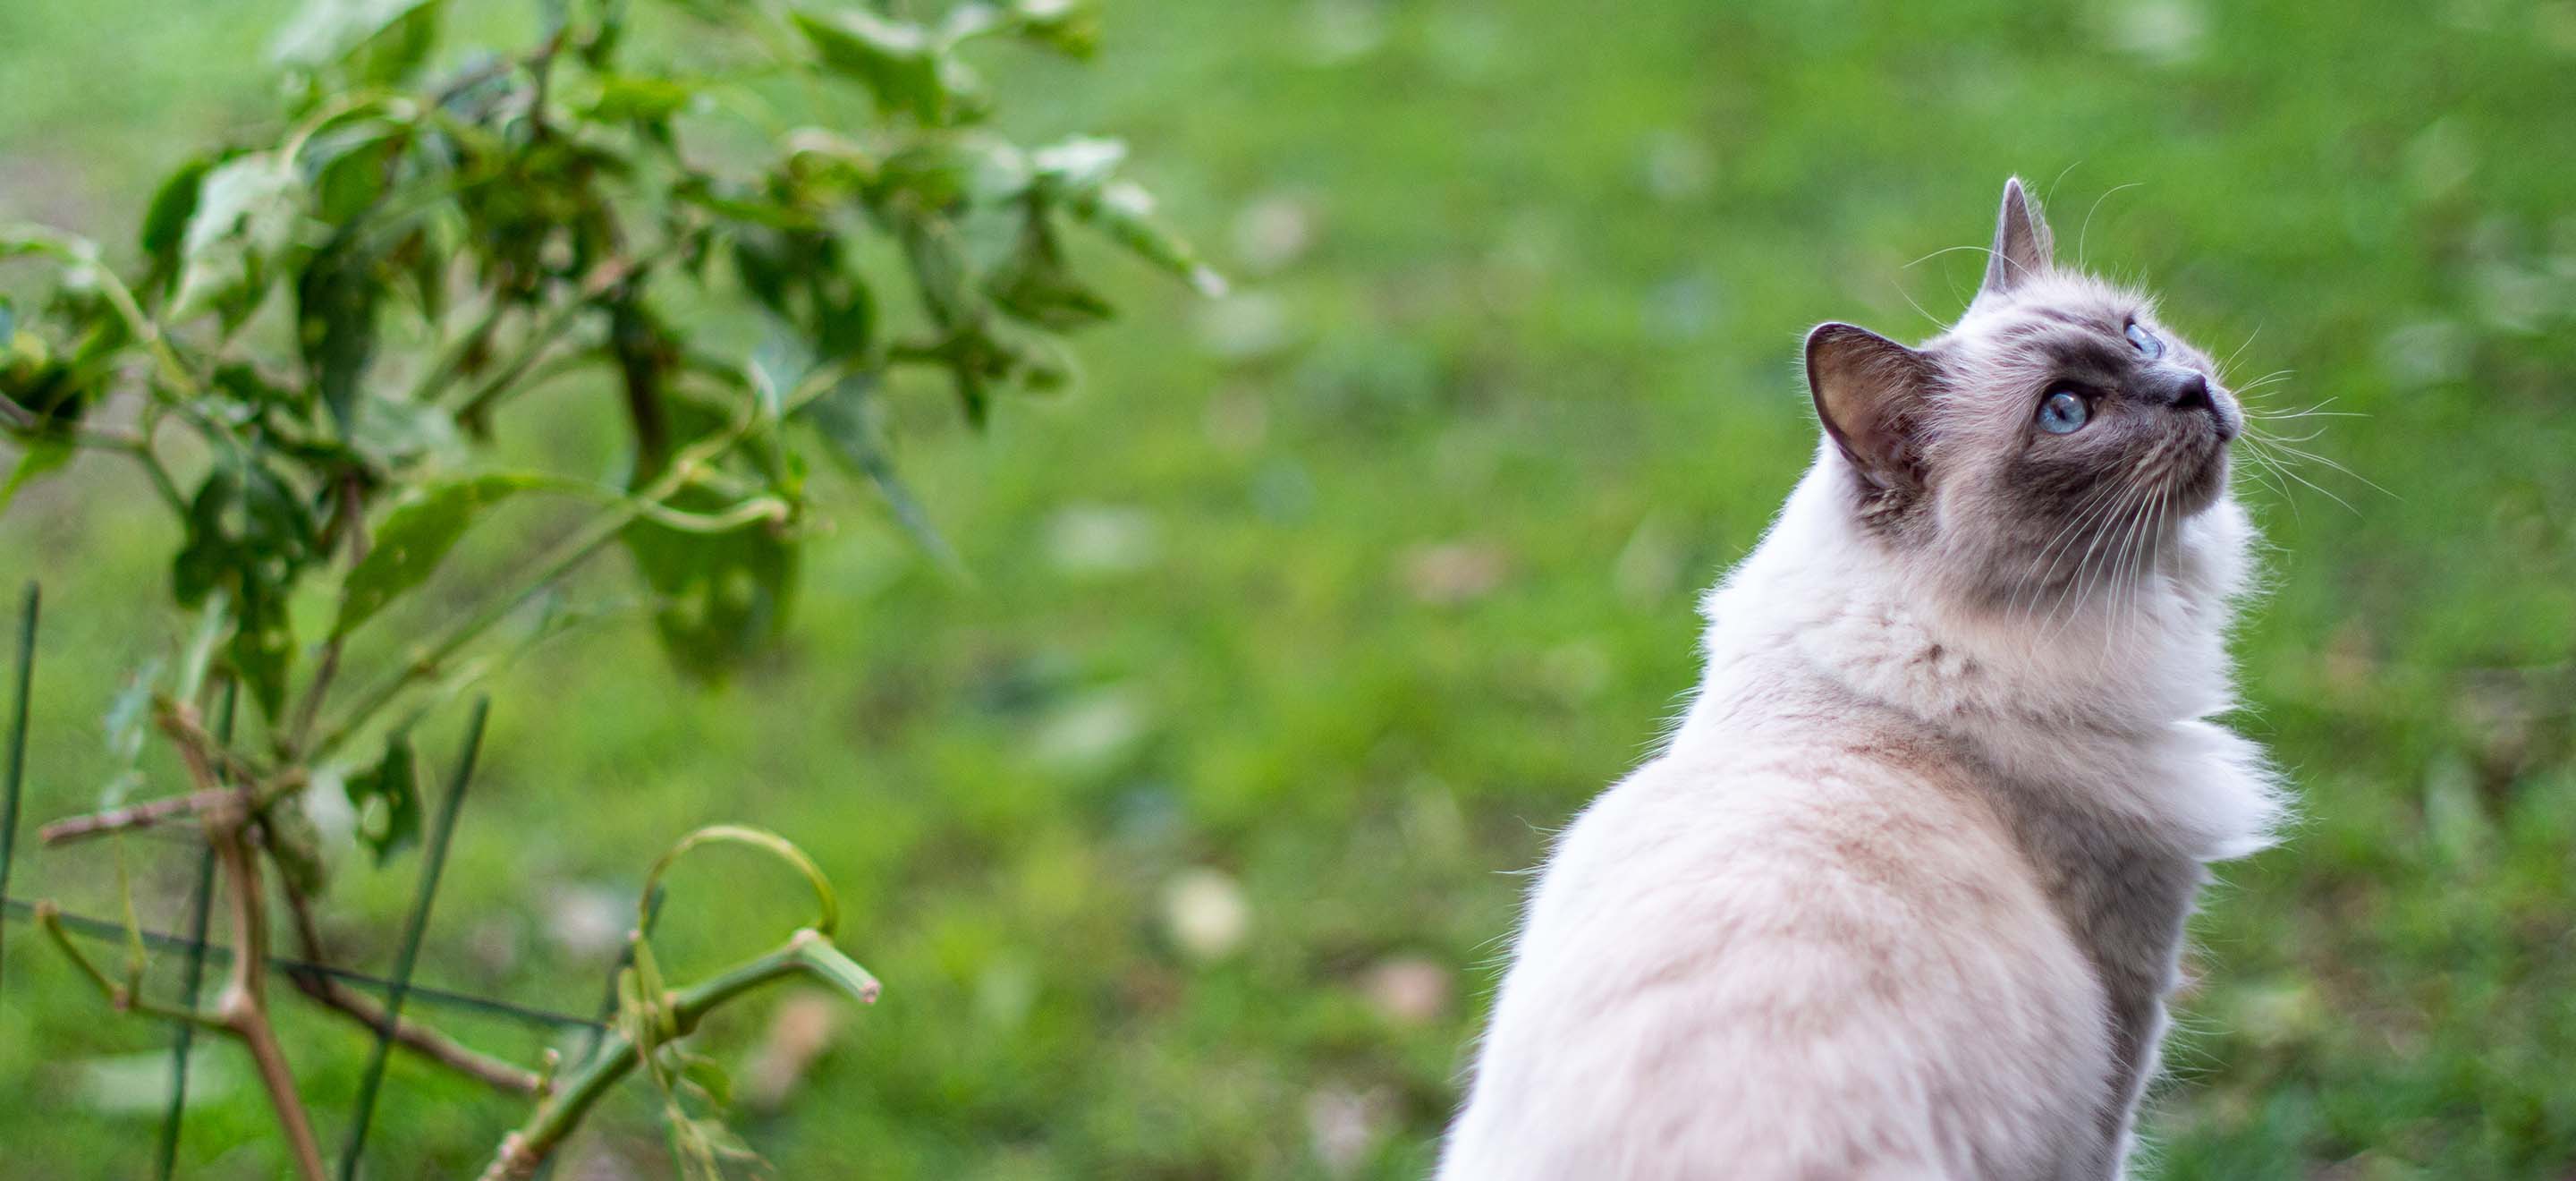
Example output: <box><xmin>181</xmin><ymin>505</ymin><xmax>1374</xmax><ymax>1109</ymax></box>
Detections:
<box><xmin>309</xmin><ymin>504</ymin><xmax>638</xmax><ymax>760</ymax></box>
<box><xmin>207</xmin><ymin>803</ymin><xmax>327</xmax><ymax>1181</ymax></box>
<box><xmin>477</xmin><ymin>930</ymin><xmax>877</xmax><ymax>1180</ymax></box>
<box><xmin>404</xmin><ymin>299</ymin><xmax>510</xmax><ymax>406</ymax></box>
<box><xmin>0</xmin><ymin>582</ymin><xmax>32</xmax><ymax>992</ymax></box>
<box><xmin>277</xmin><ymin>870</ymin><xmax>540</xmax><ymax>1095</ymax></box>
<box><xmin>38</xmin><ymin>789</ymin><xmax>229</xmax><ymax>845</ymax></box>
<box><xmin>309</xmin><ymin>395</ymin><xmax>759</xmax><ymax>760</ymax></box>
<box><xmin>156</xmin><ymin>682</ymin><xmax>235</xmax><ymax>1180</ymax></box>
<box><xmin>35</xmin><ymin>901</ymin><xmax>232</xmax><ymax>1029</ymax></box>
<box><xmin>447</xmin><ymin>259</ymin><xmax>634</xmax><ymax>422</ymax></box>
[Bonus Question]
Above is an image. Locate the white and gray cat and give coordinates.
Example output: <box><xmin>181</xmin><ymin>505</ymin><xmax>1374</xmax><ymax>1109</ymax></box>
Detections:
<box><xmin>1442</xmin><ymin>179</ymin><xmax>2285</xmax><ymax>1180</ymax></box>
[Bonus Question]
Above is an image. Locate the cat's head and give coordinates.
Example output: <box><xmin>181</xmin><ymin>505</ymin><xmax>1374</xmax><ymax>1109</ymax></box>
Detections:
<box><xmin>1802</xmin><ymin>178</ymin><xmax>2243</xmax><ymax>616</ymax></box>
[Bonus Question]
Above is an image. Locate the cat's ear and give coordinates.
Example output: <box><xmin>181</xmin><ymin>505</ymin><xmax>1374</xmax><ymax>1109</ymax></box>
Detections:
<box><xmin>1975</xmin><ymin>176</ymin><xmax>2055</xmax><ymax>302</ymax></box>
<box><xmin>1806</xmin><ymin>322</ymin><xmax>1934</xmax><ymax>491</ymax></box>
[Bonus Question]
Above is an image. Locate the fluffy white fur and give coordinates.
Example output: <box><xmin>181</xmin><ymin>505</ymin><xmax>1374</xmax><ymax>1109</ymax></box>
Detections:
<box><xmin>1441</xmin><ymin>182</ymin><xmax>2284</xmax><ymax>1180</ymax></box>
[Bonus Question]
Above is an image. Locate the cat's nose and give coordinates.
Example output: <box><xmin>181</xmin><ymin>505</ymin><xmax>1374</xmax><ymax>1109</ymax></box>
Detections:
<box><xmin>2143</xmin><ymin>368</ymin><xmax>2212</xmax><ymax>413</ymax></box>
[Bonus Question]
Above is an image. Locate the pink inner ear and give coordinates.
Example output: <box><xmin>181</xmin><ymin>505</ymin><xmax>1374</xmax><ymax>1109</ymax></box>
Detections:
<box><xmin>1807</xmin><ymin>323</ymin><xmax>1932</xmax><ymax>491</ymax></box>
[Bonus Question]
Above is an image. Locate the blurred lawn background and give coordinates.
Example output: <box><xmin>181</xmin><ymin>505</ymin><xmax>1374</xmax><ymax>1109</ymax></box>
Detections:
<box><xmin>3</xmin><ymin>0</ymin><xmax>2574</xmax><ymax>1177</ymax></box>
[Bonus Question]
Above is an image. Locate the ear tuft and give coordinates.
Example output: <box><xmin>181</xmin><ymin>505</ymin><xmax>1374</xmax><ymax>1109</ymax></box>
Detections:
<box><xmin>1976</xmin><ymin>176</ymin><xmax>2055</xmax><ymax>302</ymax></box>
<box><xmin>1805</xmin><ymin>322</ymin><xmax>1934</xmax><ymax>492</ymax></box>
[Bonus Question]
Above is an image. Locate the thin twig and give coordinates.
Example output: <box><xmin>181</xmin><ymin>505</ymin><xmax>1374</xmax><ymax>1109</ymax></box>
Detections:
<box><xmin>42</xmin><ymin>703</ymin><xmax>295</xmax><ymax>845</ymax></box>
<box><xmin>276</xmin><ymin>873</ymin><xmax>539</xmax><ymax>1095</ymax></box>
<box><xmin>38</xmin><ymin>789</ymin><xmax>228</xmax><ymax>845</ymax></box>
<box><xmin>155</xmin><ymin>682</ymin><xmax>234</xmax><ymax>1179</ymax></box>
<box><xmin>206</xmin><ymin>800</ymin><xmax>328</xmax><ymax>1181</ymax></box>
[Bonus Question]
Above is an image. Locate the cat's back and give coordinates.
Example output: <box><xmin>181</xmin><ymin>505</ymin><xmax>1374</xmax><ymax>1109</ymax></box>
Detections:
<box><xmin>1443</xmin><ymin>733</ymin><xmax>2116</xmax><ymax>1180</ymax></box>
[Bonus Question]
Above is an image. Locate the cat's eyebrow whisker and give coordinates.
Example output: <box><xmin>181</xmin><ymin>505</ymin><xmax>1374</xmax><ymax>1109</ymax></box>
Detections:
<box><xmin>1902</xmin><ymin>242</ymin><xmax>2017</xmax><ymax>270</ymax></box>
<box><xmin>2076</xmin><ymin>182</ymin><xmax>2142</xmax><ymax>272</ymax></box>
<box><xmin>1892</xmin><ymin>280</ymin><xmax>1946</xmax><ymax>331</ymax></box>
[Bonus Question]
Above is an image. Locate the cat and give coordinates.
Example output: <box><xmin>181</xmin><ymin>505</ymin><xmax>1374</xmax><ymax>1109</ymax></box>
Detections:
<box><xmin>1438</xmin><ymin>179</ymin><xmax>2284</xmax><ymax>1180</ymax></box>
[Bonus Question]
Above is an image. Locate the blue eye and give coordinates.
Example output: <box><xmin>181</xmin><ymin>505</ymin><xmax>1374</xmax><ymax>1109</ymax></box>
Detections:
<box><xmin>2125</xmin><ymin>321</ymin><xmax>2163</xmax><ymax>359</ymax></box>
<box><xmin>2037</xmin><ymin>388</ymin><xmax>2089</xmax><ymax>434</ymax></box>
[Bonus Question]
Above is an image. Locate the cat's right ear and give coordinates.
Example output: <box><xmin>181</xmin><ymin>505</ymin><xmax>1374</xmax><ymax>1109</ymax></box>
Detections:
<box><xmin>1974</xmin><ymin>176</ymin><xmax>2055</xmax><ymax>303</ymax></box>
<box><xmin>1805</xmin><ymin>322</ymin><xmax>1934</xmax><ymax>492</ymax></box>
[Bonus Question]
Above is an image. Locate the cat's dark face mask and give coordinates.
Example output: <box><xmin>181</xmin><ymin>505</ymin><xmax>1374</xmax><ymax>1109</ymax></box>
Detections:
<box><xmin>1801</xmin><ymin>179</ymin><xmax>2248</xmax><ymax>616</ymax></box>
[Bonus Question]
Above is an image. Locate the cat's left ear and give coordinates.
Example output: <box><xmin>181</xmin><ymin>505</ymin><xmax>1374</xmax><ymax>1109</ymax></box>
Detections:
<box><xmin>1806</xmin><ymin>322</ymin><xmax>1935</xmax><ymax>493</ymax></box>
<box><xmin>1975</xmin><ymin>176</ymin><xmax>2055</xmax><ymax>302</ymax></box>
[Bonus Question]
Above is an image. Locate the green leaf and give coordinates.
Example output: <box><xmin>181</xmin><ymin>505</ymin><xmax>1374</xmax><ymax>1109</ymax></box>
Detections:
<box><xmin>334</xmin><ymin>473</ymin><xmax>538</xmax><ymax>637</ymax></box>
<box><xmin>944</xmin><ymin>0</ymin><xmax>1098</xmax><ymax>57</ymax></box>
<box><xmin>272</xmin><ymin>0</ymin><xmax>444</xmax><ymax>85</ymax></box>
<box><xmin>306</xmin><ymin>122</ymin><xmax>407</xmax><ymax>224</ymax></box>
<box><xmin>0</xmin><ymin>438</ymin><xmax>72</xmax><ymax>515</ymax></box>
<box><xmin>676</xmin><ymin>1053</ymin><xmax>734</xmax><ymax>1109</ymax></box>
<box><xmin>894</xmin><ymin>214</ymin><xmax>974</xmax><ymax>327</ymax></box>
<box><xmin>298</xmin><ymin>228</ymin><xmax>383</xmax><ymax>437</ymax></box>
<box><xmin>170</xmin><ymin>462</ymin><xmax>316</xmax><ymax>718</ymax></box>
<box><xmin>1008</xmin><ymin>0</ymin><xmax>1098</xmax><ymax>57</ymax></box>
<box><xmin>792</xmin><ymin>10</ymin><xmax>979</xmax><ymax>124</ymax></box>
<box><xmin>138</xmin><ymin>155</ymin><xmax>218</xmax><ymax>293</ymax></box>
<box><xmin>622</xmin><ymin>489</ymin><xmax>801</xmax><ymax>682</ymax></box>
<box><xmin>871</xmin><ymin>136</ymin><xmax>1028</xmax><ymax>215</ymax></box>
<box><xmin>348</xmin><ymin>388</ymin><xmax>465</xmax><ymax>473</ymax></box>
<box><xmin>230</xmin><ymin>600</ymin><xmax>298</xmax><ymax>724</ymax></box>
<box><xmin>1061</xmin><ymin>177</ymin><xmax>1226</xmax><ymax>298</ymax></box>
<box><xmin>173</xmin><ymin>463</ymin><xmax>317</xmax><ymax>610</ymax></box>
<box><xmin>1027</xmin><ymin>138</ymin><xmax>1224</xmax><ymax>295</ymax></box>
<box><xmin>586</xmin><ymin>73</ymin><xmax>699</xmax><ymax>127</ymax></box>
<box><xmin>801</xmin><ymin>373</ymin><xmax>960</xmax><ymax>569</ymax></box>
<box><xmin>987</xmin><ymin>218</ymin><xmax>1114</xmax><ymax>330</ymax></box>
<box><xmin>1028</xmin><ymin>135</ymin><xmax>1126</xmax><ymax>198</ymax></box>
<box><xmin>168</xmin><ymin>152</ymin><xmax>309</xmax><ymax>327</ymax></box>
<box><xmin>97</xmin><ymin>659</ymin><xmax>163</xmax><ymax>808</ymax></box>
<box><xmin>343</xmin><ymin>731</ymin><xmax>422</xmax><ymax>866</ymax></box>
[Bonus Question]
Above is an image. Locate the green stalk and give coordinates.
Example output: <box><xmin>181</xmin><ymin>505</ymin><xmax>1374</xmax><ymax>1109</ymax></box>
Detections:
<box><xmin>477</xmin><ymin>930</ymin><xmax>877</xmax><ymax>1180</ymax></box>
<box><xmin>0</xmin><ymin>583</ymin><xmax>33</xmax><ymax>992</ymax></box>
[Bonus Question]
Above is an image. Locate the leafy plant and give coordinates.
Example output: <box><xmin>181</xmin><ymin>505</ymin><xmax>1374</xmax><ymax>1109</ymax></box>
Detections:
<box><xmin>0</xmin><ymin>0</ymin><xmax>1215</xmax><ymax>1174</ymax></box>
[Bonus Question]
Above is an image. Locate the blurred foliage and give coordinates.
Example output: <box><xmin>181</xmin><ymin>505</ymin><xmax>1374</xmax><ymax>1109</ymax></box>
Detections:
<box><xmin>3</xmin><ymin>0</ymin><xmax>2574</xmax><ymax>1178</ymax></box>
<box><xmin>0</xmin><ymin>0</ymin><xmax>1212</xmax><ymax>1173</ymax></box>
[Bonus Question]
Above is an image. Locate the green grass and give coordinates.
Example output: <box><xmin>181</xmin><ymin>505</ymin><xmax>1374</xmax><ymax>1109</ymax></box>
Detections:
<box><xmin>4</xmin><ymin>0</ymin><xmax>2575</xmax><ymax>1177</ymax></box>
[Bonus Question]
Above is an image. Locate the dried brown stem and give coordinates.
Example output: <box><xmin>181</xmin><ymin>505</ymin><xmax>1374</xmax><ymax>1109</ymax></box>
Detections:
<box><xmin>276</xmin><ymin>877</ymin><xmax>541</xmax><ymax>1095</ymax></box>
<box><xmin>40</xmin><ymin>703</ymin><xmax>295</xmax><ymax>845</ymax></box>
<box><xmin>206</xmin><ymin>800</ymin><xmax>326</xmax><ymax>1181</ymax></box>
<box><xmin>38</xmin><ymin>789</ymin><xmax>228</xmax><ymax>845</ymax></box>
